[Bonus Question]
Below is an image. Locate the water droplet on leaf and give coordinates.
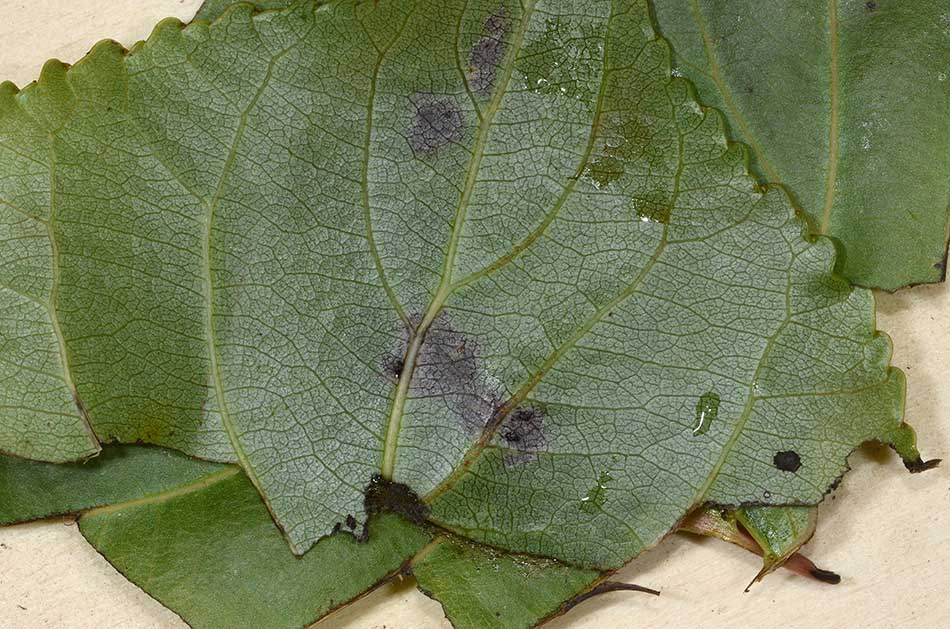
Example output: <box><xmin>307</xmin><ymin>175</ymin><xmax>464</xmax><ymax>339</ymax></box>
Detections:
<box><xmin>692</xmin><ymin>391</ymin><xmax>720</xmax><ymax>435</ymax></box>
<box><xmin>580</xmin><ymin>470</ymin><xmax>613</xmax><ymax>514</ymax></box>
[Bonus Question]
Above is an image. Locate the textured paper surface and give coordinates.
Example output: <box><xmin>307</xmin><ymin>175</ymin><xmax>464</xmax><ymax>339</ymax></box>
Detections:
<box><xmin>0</xmin><ymin>2</ymin><xmax>947</xmax><ymax>627</ymax></box>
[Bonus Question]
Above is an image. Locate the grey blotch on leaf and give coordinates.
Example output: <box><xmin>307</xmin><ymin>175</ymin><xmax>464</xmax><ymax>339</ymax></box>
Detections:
<box><xmin>407</xmin><ymin>96</ymin><xmax>464</xmax><ymax>155</ymax></box>
<box><xmin>467</xmin><ymin>7</ymin><xmax>510</xmax><ymax>94</ymax></box>
<box><xmin>383</xmin><ymin>312</ymin><xmax>501</xmax><ymax>435</ymax></box>
<box><xmin>500</xmin><ymin>405</ymin><xmax>549</xmax><ymax>467</ymax></box>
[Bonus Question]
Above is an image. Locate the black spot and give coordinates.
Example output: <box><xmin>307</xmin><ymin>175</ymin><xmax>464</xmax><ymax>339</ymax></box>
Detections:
<box><xmin>864</xmin><ymin>1</ymin><xmax>877</xmax><ymax>11</ymax></box>
<box><xmin>408</xmin><ymin>97</ymin><xmax>464</xmax><ymax>155</ymax></box>
<box><xmin>389</xmin><ymin>312</ymin><xmax>501</xmax><ymax>434</ymax></box>
<box><xmin>499</xmin><ymin>405</ymin><xmax>549</xmax><ymax>467</ymax></box>
<box><xmin>361</xmin><ymin>474</ymin><xmax>430</xmax><ymax>541</ymax></box>
<box><xmin>810</xmin><ymin>568</ymin><xmax>842</xmax><ymax>584</ymax></box>
<box><xmin>380</xmin><ymin>353</ymin><xmax>404</xmax><ymax>382</ymax></box>
<box><xmin>467</xmin><ymin>7</ymin><xmax>510</xmax><ymax>94</ymax></box>
<box><xmin>345</xmin><ymin>514</ymin><xmax>357</xmax><ymax>530</ymax></box>
<box><xmin>773</xmin><ymin>450</ymin><xmax>802</xmax><ymax>473</ymax></box>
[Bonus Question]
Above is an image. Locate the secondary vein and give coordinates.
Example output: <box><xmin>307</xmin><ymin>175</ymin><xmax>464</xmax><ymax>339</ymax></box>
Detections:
<box><xmin>360</xmin><ymin>9</ymin><xmax>415</xmax><ymax>327</ymax></box>
<box><xmin>201</xmin><ymin>34</ymin><xmax>309</xmax><ymax>522</ymax></box>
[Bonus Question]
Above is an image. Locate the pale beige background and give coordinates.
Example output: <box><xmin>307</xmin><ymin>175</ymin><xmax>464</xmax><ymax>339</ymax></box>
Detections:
<box><xmin>0</xmin><ymin>2</ymin><xmax>947</xmax><ymax>628</ymax></box>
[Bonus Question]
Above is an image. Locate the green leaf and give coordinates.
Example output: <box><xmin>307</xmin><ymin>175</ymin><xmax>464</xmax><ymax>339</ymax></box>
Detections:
<box><xmin>79</xmin><ymin>468</ymin><xmax>432</xmax><ymax>629</ymax></box>
<box><xmin>680</xmin><ymin>505</ymin><xmax>839</xmax><ymax>584</ymax></box>
<box><xmin>196</xmin><ymin>0</ymin><xmax>296</xmax><ymax>22</ymax></box>
<box><xmin>412</xmin><ymin>538</ymin><xmax>603</xmax><ymax>629</ymax></box>
<box><xmin>651</xmin><ymin>0</ymin><xmax>950</xmax><ymax>290</ymax></box>
<box><xmin>736</xmin><ymin>505</ymin><xmax>818</xmax><ymax>584</ymax></box>
<box><xmin>0</xmin><ymin>0</ymin><xmax>930</xmax><ymax>617</ymax></box>
<box><xmin>0</xmin><ymin>445</ymin><xmax>224</xmax><ymax>524</ymax></box>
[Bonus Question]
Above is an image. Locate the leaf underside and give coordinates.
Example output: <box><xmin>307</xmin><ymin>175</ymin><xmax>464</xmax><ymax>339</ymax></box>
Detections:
<box><xmin>0</xmin><ymin>0</ymin><xmax>934</xmax><ymax>627</ymax></box>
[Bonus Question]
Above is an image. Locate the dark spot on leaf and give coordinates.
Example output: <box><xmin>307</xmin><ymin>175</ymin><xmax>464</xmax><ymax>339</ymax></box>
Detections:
<box><xmin>810</xmin><ymin>567</ymin><xmax>842</xmax><ymax>584</ymax></box>
<box><xmin>499</xmin><ymin>405</ymin><xmax>549</xmax><ymax>467</ymax></box>
<box><xmin>865</xmin><ymin>1</ymin><xmax>877</xmax><ymax>11</ymax></box>
<box><xmin>773</xmin><ymin>450</ymin><xmax>802</xmax><ymax>473</ymax></box>
<box><xmin>361</xmin><ymin>474</ymin><xmax>430</xmax><ymax>540</ymax></box>
<box><xmin>345</xmin><ymin>514</ymin><xmax>357</xmax><ymax>530</ymax></box>
<box><xmin>408</xmin><ymin>96</ymin><xmax>464</xmax><ymax>155</ymax></box>
<box><xmin>380</xmin><ymin>353</ymin><xmax>404</xmax><ymax>382</ymax></box>
<box><xmin>467</xmin><ymin>7</ymin><xmax>510</xmax><ymax>94</ymax></box>
<box><xmin>390</xmin><ymin>312</ymin><xmax>501</xmax><ymax>434</ymax></box>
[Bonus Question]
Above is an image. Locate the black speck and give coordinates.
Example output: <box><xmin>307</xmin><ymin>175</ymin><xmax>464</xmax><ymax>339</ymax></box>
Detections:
<box><xmin>934</xmin><ymin>248</ymin><xmax>948</xmax><ymax>281</ymax></box>
<box><xmin>865</xmin><ymin>1</ymin><xmax>877</xmax><ymax>11</ymax></box>
<box><xmin>345</xmin><ymin>514</ymin><xmax>357</xmax><ymax>530</ymax></box>
<box><xmin>904</xmin><ymin>455</ymin><xmax>941</xmax><ymax>473</ymax></box>
<box><xmin>499</xmin><ymin>405</ymin><xmax>550</xmax><ymax>467</ymax></box>
<box><xmin>773</xmin><ymin>450</ymin><xmax>802</xmax><ymax>473</ymax></box>
<box><xmin>408</xmin><ymin>97</ymin><xmax>464</xmax><ymax>155</ymax></box>
<box><xmin>380</xmin><ymin>353</ymin><xmax>404</xmax><ymax>382</ymax></box>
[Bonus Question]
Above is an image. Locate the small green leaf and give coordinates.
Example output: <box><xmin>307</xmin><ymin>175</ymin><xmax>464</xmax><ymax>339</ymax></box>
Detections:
<box><xmin>736</xmin><ymin>505</ymin><xmax>817</xmax><ymax>584</ymax></box>
<box><xmin>79</xmin><ymin>471</ymin><xmax>431</xmax><ymax>629</ymax></box>
<box><xmin>412</xmin><ymin>538</ymin><xmax>602</xmax><ymax>629</ymax></box>
<box><xmin>680</xmin><ymin>505</ymin><xmax>838</xmax><ymax>585</ymax></box>
<box><xmin>651</xmin><ymin>0</ymin><xmax>950</xmax><ymax>289</ymax></box>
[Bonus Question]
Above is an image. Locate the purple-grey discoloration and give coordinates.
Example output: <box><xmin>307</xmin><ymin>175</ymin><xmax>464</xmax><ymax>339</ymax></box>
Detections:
<box><xmin>467</xmin><ymin>7</ymin><xmax>510</xmax><ymax>94</ymax></box>
<box><xmin>383</xmin><ymin>312</ymin><xmax>501</xmax><ymax>434</ymax></box>
<box><xmin>407</xmin><ymin>97</ymin><xmax>464</xmax><ymax>154</ymax></box>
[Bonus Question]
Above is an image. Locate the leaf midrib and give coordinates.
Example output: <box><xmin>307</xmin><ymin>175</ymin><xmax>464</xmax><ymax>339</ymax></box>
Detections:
<box><xmin>687</xmin><ymin>0</ymin><xmax>782</xmax><ymax>185</ymax></box>
<box><xmin>82</xmin><ymin>466</ymin><xmax>239</xmax><ymax>517</ymax></box>
<box><xmin>818</xmin><ymin>0</ymin><xmax>840</xmax><ymax>233</ymax></box>
<box><xmin>379</xmin><ymin>0</ymin><xmax>538</xmax><ymax>479</ymax></box>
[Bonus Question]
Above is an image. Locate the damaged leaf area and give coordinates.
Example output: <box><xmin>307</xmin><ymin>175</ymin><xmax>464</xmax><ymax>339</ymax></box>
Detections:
<box><xmin>0</xmin><ymin>0</ymin><xmax>936</xmax><ymax>627</ymax></box>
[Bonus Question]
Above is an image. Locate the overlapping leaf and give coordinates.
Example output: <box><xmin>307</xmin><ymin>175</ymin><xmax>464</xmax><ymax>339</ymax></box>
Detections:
<box><xmin>651</xmin><ymin>0</ymin><xmax>950</xmax><ymax>290</ymax></box>
<box><xmin>0</xmin><ymin>0</ymin><xmax>935</xmax><ymax>626</ymax></box>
